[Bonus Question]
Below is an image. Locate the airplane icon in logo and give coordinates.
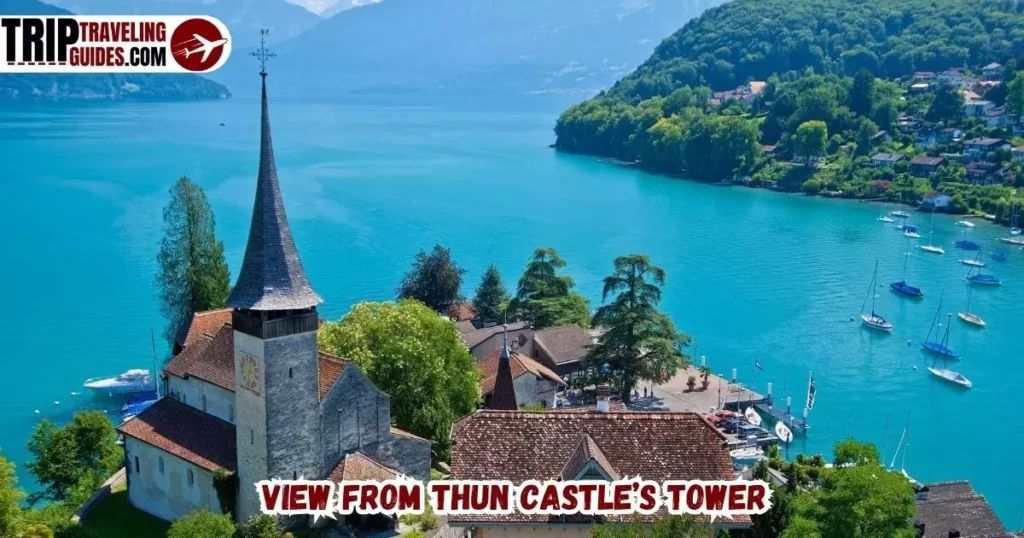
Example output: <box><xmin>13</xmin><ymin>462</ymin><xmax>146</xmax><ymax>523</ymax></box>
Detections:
<box><xmin>183</xmin><ymin>34</ymin><xmax>228</xmax><ymax>63</ymax></box>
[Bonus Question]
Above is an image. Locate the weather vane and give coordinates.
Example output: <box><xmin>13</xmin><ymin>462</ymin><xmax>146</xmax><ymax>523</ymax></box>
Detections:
<box><xmin>250</xmin><ymin>29</ymin><xmax>276</xmax><ymax>75</ymax></box>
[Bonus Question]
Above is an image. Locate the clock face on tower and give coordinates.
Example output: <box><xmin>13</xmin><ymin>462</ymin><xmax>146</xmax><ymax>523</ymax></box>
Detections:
<box><xmin>239</xmin><ymin>352</ymin><xmax>262</xmax><ymax>395</ymax></box>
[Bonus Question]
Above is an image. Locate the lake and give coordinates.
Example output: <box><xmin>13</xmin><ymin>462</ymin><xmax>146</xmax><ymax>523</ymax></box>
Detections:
<box><xmin>2</xmin><ymin>87</ymin><xmax>1023</xmax><ymax>525</ymax></box>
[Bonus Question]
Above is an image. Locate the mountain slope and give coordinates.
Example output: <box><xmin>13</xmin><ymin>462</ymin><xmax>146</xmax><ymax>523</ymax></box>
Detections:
<box><xmin>221</xmin><ymin>0</ymin><xmax>726</xmax><ymax>97</ymax></box>
<box><xmin>606</xmin><ymin>0</ymin><xmax>1024</xmax><ymax>102</ymax></box>
<box><xmin>0</xmin><ymin>0</ymin><xmax>231</xmax><ymax>102</ymax></box>
<box><xmin>44</xmin><ymin>0</ymin><xmax>322</xmax><ymax>45</ymax></box>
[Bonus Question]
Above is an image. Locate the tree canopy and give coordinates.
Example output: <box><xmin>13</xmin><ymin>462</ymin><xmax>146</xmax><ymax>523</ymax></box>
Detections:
<box><xmin>396</xmin><ymin>244</ymin><xmax>467</xmax><ymax>313</ymax></box>
<box><xmin>167</xmin><ymin>510</ymin><xmax>235</xmax><ymax>538</ymax></box>
<box><xmin>510</xmin><ymin>248</ymin><xmax>591</xmax><ymax>329</ymax></box>
<box><xmin>473</xmin><ymin>264</ymin><xmax>509</xmax><ymax>326</ymax></box>
<box><xmin>155</xmin><ymin>176</ymin><xmax>230</xmax><ymax>347</ymax></box>
<box><xmin>0</xmin><ymin>452</ymin><xmax>22</xmax><ymax>538</ymax></box>
<box><xmin>589</xmin><ymin>516</ymin><xmax>714</xmax><ymax>537</ymax></box>
<box><xmin>26</xmin><ymin>411</ymin><xmax>120</xmax><ymax>505</ymax></box>
<box><xmin>584</xmin><ymin>255</ymin><xmax>689</xmax><ymax>403</ymax></box>
<box><xmin>318</xmin><ymin>300</ymin><xmax>481</xmax><ymax>460</ymax></box>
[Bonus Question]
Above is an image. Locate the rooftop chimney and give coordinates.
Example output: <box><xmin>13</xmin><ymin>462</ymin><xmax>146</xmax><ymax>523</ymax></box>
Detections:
<box><xmin>596</xmin><ymin>384</ymin><xmax>610</xmax><ymax>413</ymax></box>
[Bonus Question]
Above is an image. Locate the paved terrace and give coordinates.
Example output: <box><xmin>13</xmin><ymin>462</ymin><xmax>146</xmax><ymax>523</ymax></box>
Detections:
<box><xmin>630</xmin><ymin>367</ymin><xmax>764</xmax><ymax>414</ymax></box>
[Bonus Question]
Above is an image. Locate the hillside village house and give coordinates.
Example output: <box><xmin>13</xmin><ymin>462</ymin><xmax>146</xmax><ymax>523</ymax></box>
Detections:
<box><xmin>916</xmin><ymin>128</ymin><xmax>961</xmax><ymax>148</ymax></box>
<box><xmin>985</xmin><ymin>105</ymin><xmax>1015</xmax><ymax>128</ymax></box>
<box><xmin>117</xmin><ymin>69</ymin><xmax>430</xmax><ymax>527</ymax></box>
<box><xmin>1013</xmin><ymin>146</ymin><xmax>1024</xmax><ymax>164</ymax></box>
<box><xmin>981</xmin><ymin>62</ymin><xmax>1004</xmax><ymax>80</ymax></box>
<box><xmin>936</xmin><ymin>68</ymin><xmax>970</xmax><ymax>88</ymax></box>
<box><xmin>870</xmin><ymin>152</ymin><xmax>905</xmax><ymax>167</ymax></box>
<box><xmin>964</xmin><ymin>99</ymin><xmax>995</xmax><ymax>118</ymax></box>
<box><xmin>447</xmin><ymin>373</ymin><xmax>750</xmax><ymax>537</ymax></box>
<box><xmin>461</xmin><ymin>322</ymin><xmax>595</xmax><ymax>381</ymax></box>
<box><xmin>921</xmin><ymin>193</ymin><xmax>952</xmax><ymax>211</ymax></box>
<box><xmin>910</xmin><ymin>156</ymin><xmax>945</xmax><ymax>178</ymax></box>
<box><xmin>964</xmin><ymin>138</ymin><xmax>1011</xmax><ymax>161</ymax></box>
<box><xmin>478</xmin><ymin>332</ymin><xmax>566</xmax><ymax>408</ymax></box>
<box><xmin>965</xmin><ymin>161</ymin><xmax>1012</xmax><ymax>186</ymax></box>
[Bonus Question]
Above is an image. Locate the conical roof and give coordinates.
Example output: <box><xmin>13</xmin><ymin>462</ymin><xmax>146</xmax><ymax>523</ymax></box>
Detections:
<box><xmin>226</xmin><ymin>74</ymin><xmax>322</xmax><ymax>311</ymax></box>
<box><xmin>487</xmin><ymin>325</ymin><xmax>518</xmax><ymax>410</ymax></box>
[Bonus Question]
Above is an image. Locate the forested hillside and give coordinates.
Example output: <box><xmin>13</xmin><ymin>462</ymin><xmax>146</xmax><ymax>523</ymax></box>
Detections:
<box><xmin>606</xmin><ymin>0</ymin><xmax>1024</xmax><ymax>103</ymax></box>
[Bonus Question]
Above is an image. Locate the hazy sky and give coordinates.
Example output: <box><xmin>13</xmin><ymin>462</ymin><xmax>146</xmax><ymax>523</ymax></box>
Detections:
<box><xmin>283</xmin><ymin>0</ymin><xmax>380</xmax><ymax>15</ymax></box>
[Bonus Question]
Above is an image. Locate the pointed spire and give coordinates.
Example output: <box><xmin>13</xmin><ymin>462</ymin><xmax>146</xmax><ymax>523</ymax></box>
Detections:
<box><xmin>226</xmin><ymin>34</ymin><xmax>322</xmax><ymax>311</ymax></box>
<box><xmin>488</xmin><ymin>322</ymin><xmax>518</xmax><ymax>411</ymax></box>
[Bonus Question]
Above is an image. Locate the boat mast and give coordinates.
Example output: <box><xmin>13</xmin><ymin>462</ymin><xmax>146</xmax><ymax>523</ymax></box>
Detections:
<box><xmin>150</xmin><ymin>328</ymin><xmax>160</xmax><ymax>398</ymax></box>
<box><xmin>965</xmin><ymin>284</ymin><xmax>974</xmax><ymax>314</ymax></box>
<box><xmin>862</xmin><ymin>260</ymin><xmax>879</xmax><ymax>315</ymax></box>
<box><xmin>940</xmin><ymin>311</ymin><xmax>952</xmax><ymax>350</ymax></box>
<box><xmin>901</xmin><ymin>235</ymin><xmax>911</xmax><ymax>281</ymax></box>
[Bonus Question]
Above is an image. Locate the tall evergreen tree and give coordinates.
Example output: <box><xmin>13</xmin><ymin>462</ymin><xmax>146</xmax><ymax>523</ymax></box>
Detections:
<box><xmin>473</xmin><ymin>264</ymin><xmax>509</xmax><ymax>326</ymax></box>
<box><xmin>584</xmin><ymin>255</ymin><xmax>688</xmax><ymax>403</ymax></box>
<box><xmin>511</xmin><ymin>248</ymin><xmax>590</xmax><ymax>329</ymax></box>
<box><xmin>849</xmin><ymin>69</ymin><xmax>875</xmax><ymax>117</ymax></box>
<box><xmin>155</xmin><ymin>177</ymin><xmax>230</xmax><ymax>346</ymax></box>
<box><xmin>396</xmin><ymin>244</ymin><xmax>467</xmax><ymax>313</ymax></box>
<box><xmin>925</xmin><ymin>83</ymin><xmax>965</xmax><ymax>124</ymax></box>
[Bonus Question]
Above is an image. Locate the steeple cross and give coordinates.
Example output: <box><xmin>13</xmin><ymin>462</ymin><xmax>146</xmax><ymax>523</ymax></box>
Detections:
<box><xmin>250</xmin><ymin>29</ymin><xmax>276</xmax><ymax>76</ymax></box>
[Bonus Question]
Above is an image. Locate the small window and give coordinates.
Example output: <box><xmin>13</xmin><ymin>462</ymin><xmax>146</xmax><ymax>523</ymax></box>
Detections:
<box><xmin>134</xmin><ymin>456</ymin><xmax>139</xmax><ymax>473</ymax></box>
<box><xmin>251</xmin><ymin>429</ymin><xmax>255</xmax><ymax>445</ymax></box>
<box><xmin>293</xmin><ymin>471</ymin><xmax>298</xmax><ymax>480</ymax></box>
<box><xmin>289</xmin><ymin>367</ymin><xmax>293</xmax><ymax>379</ymax></box>
<box><xmin>187</xmin><ymin>468</ymin><xmax>194</xmax><ymax>486</ymax></box>
<box><xmin>201</xmin><ymin>394</ymin><xmax>207</xmax><ymax>412</ymax></box>
<box><xmin>158</xmin><ymin>457</ymin><xmax>164</xmax><ymax>474</ymax></box>
<box><xmin>229</xmin><ymin>405</ymin><xmax>234</xmax><ymax>422</ymax></box>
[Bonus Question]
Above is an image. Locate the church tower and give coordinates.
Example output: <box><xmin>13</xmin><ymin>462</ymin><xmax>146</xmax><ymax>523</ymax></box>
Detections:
<box><xmin>229</xmin><ymin>33</ymin><xmax>324</xmax><ymax>522</ymax></box>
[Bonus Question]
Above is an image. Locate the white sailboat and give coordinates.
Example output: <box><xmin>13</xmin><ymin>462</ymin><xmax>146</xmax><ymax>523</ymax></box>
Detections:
<box><xmin>860</xmin><ymin>261</ymin><xmax>892</xmax><ymax>331</ymax></box>
<box><xmin>877</xmin><ymin>203</ymin><xmax>895</xmax><ymax>223</ymax></box>
<box><xmin>1011</xmin><ymin>201</ymin><xmax>1021</xmax><ymax>236</ymax></box>
<box><xmin>957</xmin><ymin>284</ymin><xmax>986</xmax><ymax>327</ymax></box>
<box><xmin>918</xmin><ymin>207</ymin><xmax>944</xmax><ymax>254</ymax></box>
<box><xmin>927</xmin><ymin>314</ymin><xmax>972</xmax><ymax>389</ymax></box>
<box><xmin>957</xmin><ymin>220</ymin><xmax>975</xmax><ymax>228</ymax></box>
<box><xmin>774</xmin><ymin>421</ymin><xmax>793</xmax><ymax>443</ymax></box>
<box><xmin>959</xmin><ymin>258</ymin><xmax>985</xmax><ymax>268</ymax></box>
<box><xmin>744</xmin><ymin>406</ymin><xmax>762</xmax><ymax>427</ymax></box>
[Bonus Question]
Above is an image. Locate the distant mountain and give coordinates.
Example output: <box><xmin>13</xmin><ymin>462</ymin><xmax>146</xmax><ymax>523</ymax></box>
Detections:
<box><xmin>319</xmin><ymin>0</ymin><xmax>380</xmax><ymax>18</ymax></box>
<box><xmin>44</xmin><ymin>0</ymin><xmax>322</xmax><ymax>45</ymax></box>
<box><xmin>217</xmin><ymin>0</ymin><xmax>726</xmax><ymax>97</ymax></box>
<box><xmin>0</xmin><ymin>0</ymin><xmax>231</xmax><ymax>102</ymax></box>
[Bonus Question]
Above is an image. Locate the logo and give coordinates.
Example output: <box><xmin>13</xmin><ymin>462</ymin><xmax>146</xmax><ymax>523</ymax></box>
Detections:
<box><xmin>0</xmin><ymin>15</ymin><xmax>231</xmax><ymax>73</ymax></box>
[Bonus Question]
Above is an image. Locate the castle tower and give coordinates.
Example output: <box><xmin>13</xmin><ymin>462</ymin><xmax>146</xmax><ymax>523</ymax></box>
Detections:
<box><xmin>230</xmin><ymin>37</ymin><xmax>324</xmax><ymax>521</ymax></box>
<box><xmin>488</xmin><ymin>324</ymin><xmax>519</xmax><ymax>410</ymax></box>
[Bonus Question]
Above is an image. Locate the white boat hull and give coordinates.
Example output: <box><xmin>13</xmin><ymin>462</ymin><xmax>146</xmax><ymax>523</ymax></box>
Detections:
<box><xmin>957</xmin><ymin>221</ymin><xmax>975</xmax><ymax>228</ymax></box>
<box><xmin>878</xmin><ymin>217</ymin><xmax>895</xmax><ymax>223</ymax></box>
<box><xmin>957</xmin><ymin>312</ymin><xmax>986</xmax><ymax>327</ymax></box>
<box><xmin>960</xmin><ymin>259</ymin><xmax>985</xmax><ymax>267</ymax></box>
<box><xmin>928</xmin><ymin>367</ymin><xmax>972</xmax><ymax>388</ymax></box>
<box><xmin>918</xmin><ymin>245</ymin><xmax>944</xmax><ymax>254</ymax></box>
<box><xmin>999</xmin><ymin>237</ymin><xmax>1024</xmax><ymax>246</ymax></box>
<box><xmin>904</xmin><ymin>232</ymin><xmax>921</xmax><ymax>239</ymax></box>
<box><xmin>861</xmin><ymin>314</ymin><xmax>892</xmax><ymax>332</ymax></box>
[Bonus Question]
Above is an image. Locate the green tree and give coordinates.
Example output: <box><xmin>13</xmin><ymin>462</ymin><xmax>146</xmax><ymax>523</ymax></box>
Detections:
<box><xmin>849</xmin><ymin>70</ymin><xmax>875</xmax><ymax>117</ymax></box>
<box><xmin>167</xmin><ymin>510</ymin><xmax>235</xmax><ymax>538</ymax></box>
<box><xmin>854</xmin><ymin>118</ymin><xmax>879</xmax><ymax>156</ymax></box>
<box><xmin>926</xmin><ymin>83</ymin><xmax>965</xmax><ymax>124</ymax></box>
<box><xmin>511</xmin><ymin>248</ymin><xmax>591</xmax><ymax>329</ymax></box>
<box><xmin>472</xmin><ymin>264</ymin><xmax>509</xmax><ymax>326</ymax></box>
<box><xmin>584</xmin><ymin>255</ymin><xmax>689</xmax><ymax>403</ymax></box>
<box><xmin>0</xmin><ymin>452</ymin><xmax>23</xmax><ymax>538</ymax></box>
<box><xmin>397</xmin><ymin>244</ymin><xmax>467</xmax><ymax>313</ymax></box>
<box><xmin>794</xmin><ymin>121</ymin><xmax>828</xmax><ymax>162</ymax></box>
<box><xmin>239</xmin><ymin>514</ymin><xmax>278</xmax><ymax>538</ymax></box>
<box><xmin>155</xmin><ymin>176</ymin><xmax>231</xmax><ymax>346</ymax></box>
<box><xmin>832</xmin><ymin>438</ymin><xmax>880</xmax><ymax>466</ymax></box>
<box><xmin>1006</xmin><ymin>71</ymin><xmax>1024</xmax><ymax>117</ymax></box>
<box><xmin>318</xmin><ymin>300</ymin><xmax>481</xmax><ymax>460</ymax></box>
<box><xmin>17</xmin><ymin>524</ymin><xmax>53</xmax><ymax>538</ymax></box>
<box><xmin>25</xmin><ymin>412</ymin><xmax>119</xmax><ymax>505</ymax></box>
<box><xmin>589</xmin><ymin>516</ymin><xmax>714</xmax><ymax>537</ymax></box>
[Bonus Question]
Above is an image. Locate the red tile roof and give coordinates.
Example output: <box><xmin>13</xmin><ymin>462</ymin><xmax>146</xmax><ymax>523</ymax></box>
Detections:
<box><xmin>390</xmin><ymin>427</ymin><xmax>429</xmax><ymax>442</ymax></box>
<box><xmin>461</xmin><ymin>322</ymin><xmax>529</xmax><ymax>350</ymax></box>
<box><xmin>479</xmin><ymin>349</ymin><xmax>566</xmax><ymax>396</ymax></box>
<box><xmin>558</xmin><ymin>433</ymin><xmax>620</xmax><ymax>481</ymax></box>
<box><xmin>178</xmin><ymin>309</ymin><xmax>232</xmax><ymax>348</ymax></box>
<box><xmin>118</xmin><ymin>398</ymin><xmax>236</xmax><ymax>472</ymax></box>
<box><xmin>164</xmin><ymin>322</ymin><xmax>351</xmax><ymax>402</ymax></box>
<box><xmin>328</xmin><ymin>452</ymin><xmax>401</xmax><ymax>482</ymax></box>
<box><xmin>533</xmin><ymin>325</ymin><xmax>593</xmax><ymax>365</ymax></box>
<box><xmin>449</xmin><ymin>410</ymin><xmax>738</xmax><ymax>524</ymax></box>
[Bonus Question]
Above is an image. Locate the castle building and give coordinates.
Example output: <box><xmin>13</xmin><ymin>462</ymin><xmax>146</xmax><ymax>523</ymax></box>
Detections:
<box><xmin>117</xmin><ymin>65</ymin><xmax>431</xmax><ymax>526</ymax></box>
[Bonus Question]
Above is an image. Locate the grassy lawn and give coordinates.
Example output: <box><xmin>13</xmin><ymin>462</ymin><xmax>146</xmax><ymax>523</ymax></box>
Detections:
<box><xmin>81</xmin><ymin>482</ymin><xmax>169</xmax><ymax>538</ymax></box>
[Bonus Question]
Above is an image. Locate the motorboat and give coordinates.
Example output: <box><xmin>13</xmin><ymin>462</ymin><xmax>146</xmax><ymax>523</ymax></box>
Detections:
<box><xmin>891</xmin><ymin>210</ymin><xmax>910</xmax><ymax>219</ymax></box>
<box><xmin>955</xmin><ymin>239</ymin><xmax>981</xmax><ymax>250</ymax></box>
<box><xmin>120</xmin><ymin>391</ymin><xmax>159</xmax><ymax>422</ymax></box>
<box><xmin>966</xmin><ymin>273</ymin><xmax>1001</xmax><ymax>286</ymax></box>
<box><xmin>918</xmin><ymin>245</ymin><xmax>944</xmax><ymax>254</ymax></box>
<box><xmin>774</xmin><ymin>422</ymin><xmax>794</xmax><ymax>444</ymax></box>
<box><xmin>1012</xmin><ymin>228</ymin><xmax>1022</xmax><ymax>236</ymax></box>
<box><xmin>890</xmin><ymin>281</ymin><xmax>924</xmax><ymax>298</ymax></box>
<box><xmin>729</xmin><ymin>446</ymin><xmax>764</xmax><ymax>462</ymax></box>
<box><xmin>83</xmin><ymin>369</ymin><xmax>155</xmax><ymax>394</ymax></box>
<box><xmin>958</xmin><ymin>311</ymin><xmax>986</xmax><ymax>327</ymax></box>
<box><xmin>928</xmin><ymin>367</ymin><xmax>972</xmax><ymax>388</ymax></box>
<box><xmin>960</xmin><ymin>258</ymin><xmax>985</xmax><ymax>268</ymax></box>
<box><xmin>999</xmin><ymin>237</ymin><xmax>1024</xmax><ymax>246</ymax></box>
<box><xmin>956</xmin><ymin>220</ymin><xmax>975</xmax><ymax>228</ymax></box>
<box><xmin>990</xmin><ymin>250</ymin><xmax>1009</xmax><ymax>262</ymax></box>
<box><xmin>743</xmin><ymin>407</ymin><xmax>762</xmax><ymax>427</ymax></box>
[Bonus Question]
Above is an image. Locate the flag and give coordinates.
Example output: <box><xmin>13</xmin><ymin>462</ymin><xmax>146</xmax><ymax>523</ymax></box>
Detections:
<box><xmin>806</xmin><ymin>375</ymin><xmax>816</xmax><ymax>410</ymax></box>
<box><xmin>754</xmin><ymin>359</ymin><xmax>764</xmax><ymax>371</ymax></box>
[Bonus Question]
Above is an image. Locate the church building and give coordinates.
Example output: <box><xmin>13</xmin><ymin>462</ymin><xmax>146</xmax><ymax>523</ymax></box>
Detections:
<box><xmin>117</xmin><ymin>60</ymin><xmax>431</xmax><ymax>525</ymax></box>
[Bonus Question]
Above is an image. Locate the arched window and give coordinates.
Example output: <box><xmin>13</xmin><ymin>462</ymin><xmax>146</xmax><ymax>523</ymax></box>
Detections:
<box><xmin>158</xmin><ymin>457</ymin><xmax>164</xmax><ymax>474</ymax></box>
<box><xmin>187</xmin><ymin>468</ymin><xmax>194</xmax><ymax>486</ymax></box>
<box><xmin>289</xmin><ymin>367</ymin><xmax>293</xmax><ymax>379</ymax></box>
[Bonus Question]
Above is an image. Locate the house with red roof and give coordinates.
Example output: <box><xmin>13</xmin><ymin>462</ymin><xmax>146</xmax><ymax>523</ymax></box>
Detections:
<box><xmin>117</xmin><ymin>71</ymin><xmax>430</xmax><ymax>527</ymax></box>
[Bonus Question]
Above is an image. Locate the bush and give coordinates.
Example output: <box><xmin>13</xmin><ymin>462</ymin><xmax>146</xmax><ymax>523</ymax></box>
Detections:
<box><xmin>54</xmin><ymin>524</ymin><xmax>99</xmax><ymax>538</ymax></box>
<box><xmin>400</xmin><ymin>505</ymin><xmax>439</xmax><ymax>531</ymax></box>
<box><xmin>240</xmin><ymin>514</ymin><xmax>278</xmax><ymax>538</ymax></box>
<box><xmin>18</xmin><ymin>523</ymin><xmax>55</xmax><ymax>538</ymax></box>
<box><xmin>167</xmin><ymin>510</ymin><xmax>235</xmax><ymax>538</ymax></box>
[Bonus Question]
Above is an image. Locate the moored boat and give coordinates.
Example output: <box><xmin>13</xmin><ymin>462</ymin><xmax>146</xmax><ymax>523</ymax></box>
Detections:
<box><xmin>917</xmin><ymin>210</ymin><xmax>941</xmax><ymax>253</ymax></box>
<box><xmin>83</xmin><ymin>369</ymin><xmax>156</xmax><ymax>394</ymax></box>
<box><xmin>999</xmin><ymin>237</ymin><xmax>1024</xmax><ymax>246</ymax></box>
<box><xmin>729</xmin><ymin>446</ymin><xmax>765</xmax><ymax>462</ymax></box>
<box><xmin>959</xmin><ymin>258</ymin><xmax>985</xmax><ymax>267</ymax></box>
<box><xmin>990</xmin><ymin>250</ymin><xmax>1009</xmax><ymax>262</ymax></box>
<box><xmin>120</xmin><ymin>391</ymin><xmax>159</xmax><ymax>422</ymax></box>
<box><xmin>955</xmin><ymin>239</ymin><xmax>981</xmax><ymax>250</ymax></box>
<box><xmin>966</xmin><ymin>273</ymin><xmax>1001</xmax><ymax>285</ymax></box>
<box><xmin>957</xmin><ymin>311</ymin><xmax>986</xmax><ymax>327</ymax></box>
<box><xmin>956</xmin><ymin>220</ymin><xmax>975</xmax><ymax>228</ymax></box>
<box><xmin>860</xmin><ymin>261</ymin><xmax>893</xmax><ymax>331</ymax></box>
<box><xmin>891</xmin><ymin>238</ymin><xmax>924</xmax><ymax>298</ymax></box>
<box><xmin>920</xmin><ymin>298</ymin><xmax>958</xmax><ymax>360</ymax></box>
<box><xmin>928</xmin><ymin>367</ymin><xmax>972</xmax><ymax>388</ymax></box>
<box><xmin>891</xmin><ymin>210</ymin><xmax>910</xmax><ymax>219</ymax></box>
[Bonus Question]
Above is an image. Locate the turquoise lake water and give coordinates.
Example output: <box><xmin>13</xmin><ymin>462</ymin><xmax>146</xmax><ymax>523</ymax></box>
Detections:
<box><xmin>2</xmin><ymin>90</ymin><xmax>1023</xmax><ymax>525</ymax></box>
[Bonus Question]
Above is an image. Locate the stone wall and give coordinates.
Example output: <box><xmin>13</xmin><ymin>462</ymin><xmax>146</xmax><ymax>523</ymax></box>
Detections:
<box><xmin>123</xmin><ymin>437</ymin><xmax>221</xmax><ymax>522</ymax></box>
<box><xmin>233</xmin><ymin>330</ymin><xmax>267</xmax><ymax>522</ymax></box>
<box><xmin>319</xmin><ymin>366</ymin><xmax>391</xmax><ymax>476</ymax></box>
<box><xmin>513</xmin><ymin>375</ymin><xmax>559</xmax><ymax>408</ymax></box>
<box><xmin>264</xmin><ymin>330</ymin><xmax>321</xmax><ymax>483</ymax></box>
<box><xmin>368</xmin><ymin>435</ymin><xmax>432</xmax><ymax>482</ymax></box>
